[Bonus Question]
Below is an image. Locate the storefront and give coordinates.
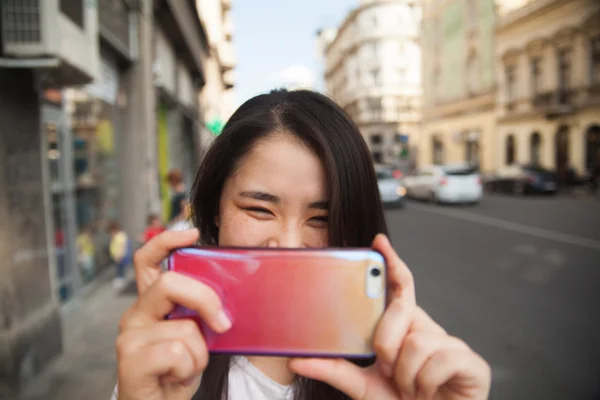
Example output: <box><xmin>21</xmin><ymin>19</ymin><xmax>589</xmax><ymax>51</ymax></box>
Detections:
<box><xmin>42</xmin><ymin>91</ymin><xmax>79</xmax><ymax>302</ymax></box>
<box><xmin>154</xmin><ymin>28</ymin><xmax>201</xmax><ymax>222</ymax></box>
<box><xmin>43</xmin><ymin>53</ymin><xmax>125</xmax><ymax>302</ymax></box>
<box><xmin>70</xmin><ymin>53</ymin><xmax>123</xmax><ymax>282</ymax></box>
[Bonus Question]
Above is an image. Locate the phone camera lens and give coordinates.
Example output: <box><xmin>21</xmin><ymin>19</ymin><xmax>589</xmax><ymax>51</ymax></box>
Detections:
<box><xmin>370</xmin><ymin>267</ymin><xmax>381</xmax><ymax>277</ymax></box>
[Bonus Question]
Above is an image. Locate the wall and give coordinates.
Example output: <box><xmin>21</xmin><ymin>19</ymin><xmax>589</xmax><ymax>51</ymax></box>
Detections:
<box><xmin>495</xmin><ymin>0</ymin><xmax>600</xmax><ymax>173</ymax></box>
<box><xmin>0</xmin><ymin>69</ymin><xmax>62</xmax><ymax>397</ymax></box>
<box><xmin>497</xmin><ymin>106</ymin><xmax>600</xmax><ymax>172</ymax></box>
<box><xmin>419</xmin><ymin>110</ymin><xmax>497</xmax><ymax>171</ymax></box>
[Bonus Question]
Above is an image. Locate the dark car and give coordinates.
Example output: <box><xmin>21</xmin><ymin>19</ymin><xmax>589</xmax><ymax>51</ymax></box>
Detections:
<box><xmin>486</xmin><ymin>165</ymin><xmax>558</xmax><ymax>195</ymax></box>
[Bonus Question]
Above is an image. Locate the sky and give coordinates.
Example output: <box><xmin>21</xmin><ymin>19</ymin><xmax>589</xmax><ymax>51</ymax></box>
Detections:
<box><xmin>231</xmin><ymin>0</ymin><xmax>358</xmax><ymax>107</ymax></box>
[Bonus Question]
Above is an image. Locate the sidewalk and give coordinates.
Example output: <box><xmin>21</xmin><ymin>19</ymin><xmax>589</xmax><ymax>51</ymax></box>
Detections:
<box><xmin>556</xmin><ymin>185</ymin><xmax>600</xmax><ymax>200</ymax></box>
<box><xmin>17</xmin><ymin>272</ymin><xmax>137</xmax><ymax>400</ymax></box>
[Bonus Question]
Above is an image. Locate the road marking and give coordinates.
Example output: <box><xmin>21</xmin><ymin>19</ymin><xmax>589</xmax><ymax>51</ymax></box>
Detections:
<box><xmin>409</xmin><ymin>203</ymin><xmax>600</xmax><ymax>251</ymax></box>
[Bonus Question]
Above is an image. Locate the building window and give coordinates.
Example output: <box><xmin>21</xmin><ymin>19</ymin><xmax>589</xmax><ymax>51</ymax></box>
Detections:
<box><xmin>98</xmin><ymin>0</ymin><xmax>131</xmax><ymax>50</ymax></box>
<box><xmin>61</xmin><ymin>0</ymin><xmax>84</xmax><ymax>29</ymax></box>
<box><xmin>432</xmin><ymin>137</ymin><xmax>444</xmax><ymax>165</ymax></box>
<box><xmin>531</xmin><ymin>57</ymin><xmax>542</xmax><ymax>95</ymax></box>
<box><xmin>530</xmin><ymin>132</ymin><xmax>541</xmax><ymax>165</ymax></box>
<box><xmin>371</xmin><ymin>134</ymin><xmax>383</xmax><ymax>145</ymax></box>
<box><xmin>555</xmin><ymin>126</ymin><xmax>570</xmax><ymax>175</ymax></box>
<box><xmin>506</xmin><ymin>134</ymin><xmax>516</xmax><ymax>165</ymax></box>
<box><xmin>370</xmin><ymin>68</ymin><xmax>380</xmax><ymax>85</ymax></box>
<box><xmin>465</xmin><ymin>139</ymin><xmax>479</xmax><ymax>165</ymax></box>
<box><xmin>506</xmin><ymin>65</ymin><xmax>516</xmax><ymax>104</ymax></box>
<box><xmin>585</xmin><ymin>125</ymin><xmax>600</xmax><ymax>171</ymax></box>
<box><xmin>466</xmin><ymin>55</ymin><xmax>479</xmax><ymax>95</ymax></box>
<box><xmin>367</xmin><ymin>97</ymin><xmax>382</xmax><ymax>120</ymax></box>
<box><xmin>591</xmin><ymin>35</ymin><xmax>600</xmax><ymax>85</ymax></box>
<box><xmin>557</xmin><ymin>47</ymin><xmax>572</xmax><ymax>91</ymax></box>
<box><xmin>373</xmin><ymin>151</ymin><xmax>383</xmax><ymax>163</ymax></box>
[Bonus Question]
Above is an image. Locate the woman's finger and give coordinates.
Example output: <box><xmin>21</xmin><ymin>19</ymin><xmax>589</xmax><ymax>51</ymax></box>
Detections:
<box><xmin>371</xmin><ymin>234</ymin><xmax>418</xmax><ymax>378</ymax></box>
<box><xmin>416</xmin><ymin>348</ymin><xmax>492</xmax><ymax>400</ymax></box>
<box><xmin>411</xmin><ymin>306</ymin><xmax>447</xmax><ymax>335</ymax></box>
<box><xmin>288</xmin><ymin>358</ymin><xmax>367</xmax><ymax>398</ymax></box>
<box><xmin>372</xmin><ymin>297</ymin><xmax>415</xmax><ymax>378</ymax></box>
<box><xmin>120</xmin><ymin>340</ymin><xmax>196</xmax><ymax>384</ymax></box>
<box><xmin>372</xmin><ymin>234</ymin><xmax>415</xmax><ymax>303</ymax></box>
<box><xmin>116</xmin><ymin>319</ymin><xmax>209</xmax><ymax>372</ymax></box>
<box><xmin>289</xmin><ymin>358</ymin><xmax>397</xmax><ymax>400</ymax></box>
<box><xmin>394</xmin><ymin>332</ymin><xmax>470</xmax><ymax>398</ymax></box>
<box><xmin>133</xmin><ymin>228</ymin><xmax>200</xmax><ymax>293</ymax></box>
<box><xmin>120</xmin><ymin>272</ymin><xmax>231</xmax><ymax>333</ymax></box>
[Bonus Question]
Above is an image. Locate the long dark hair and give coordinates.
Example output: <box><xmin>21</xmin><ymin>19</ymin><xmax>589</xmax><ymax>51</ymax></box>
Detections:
<box><xmin>191</xmin><ymin>89</ymin><xmax>388</xmax><ymax>399</ymax></box>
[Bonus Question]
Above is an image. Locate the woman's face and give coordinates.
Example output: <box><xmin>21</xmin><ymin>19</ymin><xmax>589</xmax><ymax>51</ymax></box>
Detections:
<box><xmin>217</xmin><ymin>133</ymin><xmax>329</xmax><ymax>248</ymax></box>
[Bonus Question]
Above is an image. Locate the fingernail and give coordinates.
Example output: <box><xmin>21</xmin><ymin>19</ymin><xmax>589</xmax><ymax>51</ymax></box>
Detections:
<box><xmin>216</xmin><ymin>309</ymin><xmax>232</xmax><ymax>331</ymax></box>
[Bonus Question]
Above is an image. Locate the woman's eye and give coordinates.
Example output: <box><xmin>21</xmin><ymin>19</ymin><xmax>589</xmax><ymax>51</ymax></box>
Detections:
<box><xmin>311</xmin><ymin>216</ymin><xmax>329</xmax><ymax>224</ymax></box>
<box><xmin>245</xmin><ymin>207</ymin><xmax>273</xmax><ymax>216</ymax></box>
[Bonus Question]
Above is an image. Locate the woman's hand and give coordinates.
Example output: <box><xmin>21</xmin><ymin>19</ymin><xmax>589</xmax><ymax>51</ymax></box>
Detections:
<box><xmin>289</xmin><ymin>234</ymin><xmax>491</xmax><ymax>400</ymax></box>
<box><xmin>115</xmin><ymin>229</ymin><xmax>232</xmax><ymax>400</ymax></box>
<box><xmin>132</xmin><ymin>228</ymin><xmax>199</xmax><ymax>294</ymax></box>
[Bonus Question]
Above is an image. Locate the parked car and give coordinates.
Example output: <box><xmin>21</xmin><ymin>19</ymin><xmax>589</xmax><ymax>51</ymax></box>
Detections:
<box><xmin>486</xmin><ymin>165</ymin><xmax>558</xmax><ymax>195</ymax></box>
<box><xmin>375</xmin><ymin>165</ymin><xmax>406</xmax><ymax>207</ymax></box>
<box><xmin>403</xmin><ymin>164</ymin><xmax>483</xmax><ymax>204</ymax></box>
<box><xmin>375</xmin><ymin>163</ymin><xmax>405</xmax><ymax>179</ymax></box>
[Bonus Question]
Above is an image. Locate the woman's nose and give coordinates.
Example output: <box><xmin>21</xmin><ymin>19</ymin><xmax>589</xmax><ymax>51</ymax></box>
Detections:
<box><xmin>266</xmin><ymin>225</ymin><xmax>304</xmax><ymax>248</ymax></box>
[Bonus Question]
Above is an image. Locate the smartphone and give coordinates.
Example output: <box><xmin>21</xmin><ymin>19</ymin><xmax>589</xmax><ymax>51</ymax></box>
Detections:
<box><xmin>166</xmin><ymin>247</ymin><xmax>387</xmax><ymax>358</ymax></box>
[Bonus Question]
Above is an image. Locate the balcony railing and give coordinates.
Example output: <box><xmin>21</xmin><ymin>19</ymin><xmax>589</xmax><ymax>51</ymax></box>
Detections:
<box><xmin>531</xmin><ymin>90</ymin><xmax>575</xmax><ymax>118</ymax></box>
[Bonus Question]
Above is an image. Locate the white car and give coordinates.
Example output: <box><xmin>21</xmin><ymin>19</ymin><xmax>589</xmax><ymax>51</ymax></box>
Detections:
<box><xmin>376</xmin><ymin>166</ymin><xmax>406</xmax><ymax>207</ymax></box>
<box><xmin>403</xmin><ymin>164</ymin><xmax>483</xmax><ymax>204</ymax></box>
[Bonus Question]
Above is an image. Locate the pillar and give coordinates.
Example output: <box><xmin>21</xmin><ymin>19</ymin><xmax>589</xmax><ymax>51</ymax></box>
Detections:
<box><xmin>0</xmin><ymin>69</ymin><xmax>63</xmax><ymax>397</ymax></box>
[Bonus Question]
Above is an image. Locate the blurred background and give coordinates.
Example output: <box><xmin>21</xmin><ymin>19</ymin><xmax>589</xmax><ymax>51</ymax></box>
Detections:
<box><xmin>0</xmin><ymin>0</ymin><xmax>599</xmax><ymax>398</ymax></box>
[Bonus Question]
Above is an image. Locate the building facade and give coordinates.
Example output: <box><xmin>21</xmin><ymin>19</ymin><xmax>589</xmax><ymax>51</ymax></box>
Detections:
<box><xmin>0</xmin><ymin>0</ymin><xmax>210</xmax><ymax>395</ymax></box>
<box><xmin>495</xmin><ymin>0</ymin><xmax>600</xmax><ymax>178</ymax></box>
<box><xmin>196</xmin><ymin>0</ymin><xmax>237</xmax><ymax>148</ymax></box>
<box><xmin>420</xmin><ymin>0</ymin><xmax>497</xmax><ymax>172</ymax></box>
<box><xmin>317</xmin><ymin>0</ymin><xmax>422</xmax><ymax>165</ymax></box>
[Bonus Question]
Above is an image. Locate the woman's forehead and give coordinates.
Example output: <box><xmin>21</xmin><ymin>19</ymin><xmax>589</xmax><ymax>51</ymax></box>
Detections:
<box><xmin>227</xmin><ymin>135</ymin><xmax>328</xmax><ymax>199</ymax></box>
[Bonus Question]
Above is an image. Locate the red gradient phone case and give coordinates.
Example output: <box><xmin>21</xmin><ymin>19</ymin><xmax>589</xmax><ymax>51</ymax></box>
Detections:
<box><xmin>166</xmin><ymin>247</ymin><xmax>387</xmax><ymax>358</ymax></box>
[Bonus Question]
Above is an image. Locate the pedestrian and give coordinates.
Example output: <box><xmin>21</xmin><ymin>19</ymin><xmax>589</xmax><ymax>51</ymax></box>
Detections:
<box><xmin>107</xmin><ymin>221</ymin><xmax>132</xmax><ymax>290</ymax></box>
<box><xmin>76</xmin><ymin>223</ymin><xmax>96</xmax><ymax>282</ymax></box>
<box><xmin>139</xmin><ymin>213</ymin><xmax>165</xmax><ymax>244</ymax></box>
<box><xmin>113</xmin><ymin>89</ymin><xmax>491</xmax><ymax>400</ymax></box>
<box><xmin>167</xmin><ymin>197</ymin><xmax>194</xmax><ymax>232</ymax></box>
<box><xmin>166</xmin><ymin>168</ymin><xmax>188</xmax><ymax>223</ymax></box>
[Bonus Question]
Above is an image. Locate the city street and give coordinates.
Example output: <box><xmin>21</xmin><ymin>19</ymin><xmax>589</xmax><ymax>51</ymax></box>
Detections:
<box><xmin>16</xmin><ymin>194</ymin><xmax>600</xmax><ymax>400</ymax></box>
<box><xmin>389</xmin><ymin>194</ymin><xmax>600</xmax><ymax>399</ymax></box>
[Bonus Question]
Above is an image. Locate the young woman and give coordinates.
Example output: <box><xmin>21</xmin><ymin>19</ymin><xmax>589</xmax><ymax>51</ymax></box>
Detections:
<box><xmin>114</xmin><ymin>89</ymin><xmax>491</xmax><ymax>400</ymax></box>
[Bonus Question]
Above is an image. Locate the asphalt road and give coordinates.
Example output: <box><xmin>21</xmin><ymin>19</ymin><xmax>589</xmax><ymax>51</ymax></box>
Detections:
<box><xmin>386</xmin><ymin>193</ymin><xmax>600</xmax><ymax>399</ymax></box>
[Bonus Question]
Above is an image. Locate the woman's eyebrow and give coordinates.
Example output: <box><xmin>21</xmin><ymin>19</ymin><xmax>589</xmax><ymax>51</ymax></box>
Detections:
<box><xmin>308</xmin><ymin>201</ymin><xmax>328</xmax><ymax>210</ymax></box>
<box><xmin>239</xmin><ymin>191</ymin><xmax>328</xmax><ymax>209</ymax></box>
<box><xmin>239</xmin><ymin>191</ymin><xmax>280</xmax><ymax>204</ymax></box>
